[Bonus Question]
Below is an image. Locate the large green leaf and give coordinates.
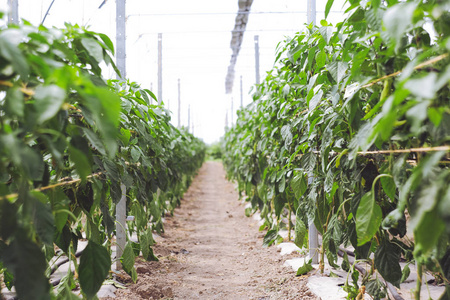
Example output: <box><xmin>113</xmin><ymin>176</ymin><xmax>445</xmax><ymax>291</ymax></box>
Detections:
<box><xmin>31</xmin><ymin>193</ymin><xmax>55</xmax><ymax>246</ymax></box>
<box><xmin>79</xmin><ymin>241</ymin><xmax>111</xmax><ymax>299</ymax></box>
<box><xmin>0</xmin><ymin>30</ymin><xmax>30</xmax><ymax>78</ymax></box>
<box><xmin>382</xmin><ymin>2</ymin><xmax>417</xmax><ymax>47</ymax></box>
<box><xmin>324</xmin><ymin>0</ymin><xmax>334</xmax><ymax>19</ymax></box>
<box><xmin>121</xmin><ymin>242</ymin><xmax>136</xmax><ymax>274</ymax></box>
<box><xmin>294</xmin><ymin>216</ymin><xmax>307</xmax><ymax>248</ymax></box>
<box><xmin>380</xmin><ymin>176</ymin><xmax>396</xmax><ymax>201</ymax></box>
<box><xmin>355</xmin><ymin>191</ymin><xmax>382</xmax><ymax>246</ymax></box>
<box><xmin>327</xmin><ymin>61</ymin><xmax>348</xmax><ymax>84</ymax></box>
<box><xmin>2</xmin><ymin>235</ymin><xmax>50</xmax><ymax>300</ymax></box>
<box><xmin>319</xmin><ymin>26</ymin><xmax>333</xmax><ymax>44</ymax></box>
<box><xmin>34</xmin><ymin>85</ymin><xmax>66</xmax><ymax>124</ymax></box>
<box><xmin>290</xmin><ymin>173</ymin><xmax>307</xmax><ymax>199</ymax></box>
<box><xmin>374</xmin><ymin>240</ymin><xmax>402</xmax><ymax>287</ymax></box>
<box><xmin>81</xmin><ymin>37</ymin><xmax>104</xmax><ymax>63</ymax></box>
<box><xmin>5</xmin><ymin>88</ymin><xmax>24</xmax><ymax>117</ymax></box>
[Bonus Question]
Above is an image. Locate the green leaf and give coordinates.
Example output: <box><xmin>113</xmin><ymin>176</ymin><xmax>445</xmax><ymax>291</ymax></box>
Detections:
<box><xmin>281</xmin><ymin>125</ymin><xmax>293</xmax><ymax>147</ymax></box>
<box><xmin>380</xmin><ymin>176</ymin><xmax>396</xmax><ymax>201</ymax></box>
<box><xmin>0</xmin><ymin>200</ymin><xmax>17</xmax><ymax>240</ymax></box>
<box><xmin>290</xmin><ymin>173</ymin><xmax>307</xmax><ymax>199</ymax></box>
<box><xmin>69</xmin><ymin>145</ymin><xmax>91</xmax><ymax>180</ymax></box>
<box><xmin>31</xmin><ymin>194</ymin><xmax>55</xmax><ymax>246</ymax></box>
<box><xmin>355</xmin><ymin>191</ymin><xmax>382</xmax><ymax>246</ymax></box>
<box><xmin>325</xmin><ymin>0</ymin><xmax>334</xmax><ymax>19</ymax></box>
<box><xmin>382</xmin><ymin>2</ymin><xmax>417</xmax><ymax>47</ymax></box>
<box><xmin>374</xmin><ymin>240</ymin><xmax>402</xmax><ymax>287</ymax></box>
<box><xmin>296</xmin><ymin>258</ymin><xmax>313</xmax><ymax>276</ymax></box>
<box><xmin>2</xmin><ymin>235</ymin><xmax>50</xmax><ymax>300</ymax></box>
<box><xmin>366</xmin><ymin>278</ymin><xmax>387</xmax><ymax>299</ymax></box>
<box><xmin>0</xmin><ymin>31</ymin><xmax>30</xmax><ymax>78</ymax></box>
<box><xmin>131</xmin><ymin>147</ymin><xmax>141</xmax><ymax>162</ymax></box>
<box><xmin>79</xmin><ymin>241</ymin><xmax>111</xmax><ymax>299</ymax></box>
<box><xmin>83</xmin><ymin>87</ymin><xmax>121</xmax><ymax>158</ymax></box>
<box><xmin>81</xmin><ymin>37</ymin><xmax>104</xmax><ymax>63</ymax></box>
<box><xmin>5</xmin><ymin>88</ymin><xmax>24</xmax><ymax>117</ymax></box>
<box><xmin>427</xmin><ymin>107</ymin><xmax>444</xmax><ymax>127</ymax></box>
<box><xmin>20</xmin><ymin>147</ymin><xmax>45</xmax><ymax>181</ymax></box>
<box><xmin>98</xmin><ymin>33</ymin><xmax>115</xmax><ymax>55</ymax></box>
<box><xmin>82</xmin><ymin>128</ymin><xmax>106</xmax><ymax>156</ymax></box>
<box><xmin>319</xmin><ymin>26</ymin><xmax>334</xmax><ymax>44</ymax></box>
<box><xmin>121</xmin><ymin>242</ymin><xmax>136</xmax><ymax>275</ymax></box>
<box><xmin>315</xmin><ymin>50</ymin><xmax>326</xmax><ymax>69</ymax></box>
<box><xmin>34</xmin><ymin>85</ymin><xmax>66</xmax><ymax>124</ymax></box>
<box><xmin>414</xmin><ymin>209</ymin><xmax>445</xmax><ymax>256</ymax></box>
<box><xmin>263</xmin><ymin>229</ymin><xmax>280</xmax><ymax>247</ymax></box>
<box><xmin>400</xmin><ymin>263</ymin><xmax>411</xmax><ymax>283</ymax></box>
<box><xmin>404</xmin><ymin>73</ymin><xmax>437</xmax><ymax>99</ymax></box>
<box><xmin>327</xmin><ymin>61</ymin><xmax>348</xmax><ymax>84</ymax></box>
<box><xmin>294</xmin><ymin>216</ymin><xmax>306</xmax><ymax>248</ymax></box>
<box><xmin>145</xmin><ymin>247</ymin><xmax>159</xmax><ymax>262</ymax></box>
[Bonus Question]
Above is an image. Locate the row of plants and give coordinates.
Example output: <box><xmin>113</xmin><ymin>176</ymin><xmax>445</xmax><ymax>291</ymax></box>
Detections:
<box><xmin>223</xmin><ymin>0</ymin><xmax>449</xmax><ymax>299</ymax></box>
<box><xmin>0</xmin><ymin>13</ymin><xmax>205</xmax><ymax>300</ymax></box>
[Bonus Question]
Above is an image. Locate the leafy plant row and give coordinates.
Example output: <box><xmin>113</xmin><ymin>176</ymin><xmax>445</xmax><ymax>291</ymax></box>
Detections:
<box><xmin>0</xmin><ymin>14</ymin><xmax>205</xmax><ymax>300</ymax></box>
<box><xmin>223</xmin><ymin>0</ymin><xmax>449</xmax><ymax>299</ymax></box>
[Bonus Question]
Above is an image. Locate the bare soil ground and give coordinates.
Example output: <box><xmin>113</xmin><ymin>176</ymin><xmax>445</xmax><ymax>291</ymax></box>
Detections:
<box><xmin>105</xmin><ymin>161</ymin><xmax>318</xmax><ymax>300</ymax></box>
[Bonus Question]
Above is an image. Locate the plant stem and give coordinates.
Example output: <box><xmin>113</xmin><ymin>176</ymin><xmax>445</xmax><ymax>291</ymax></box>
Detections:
<box><xmin>288</xmin><ymin>205</ymin><xmax>292</xmax><ymax>241</ymax></box>
<box><xmin>415</xmin><ymin>261</ymin><xmax>423</xmax><ymax>300</ymax></box>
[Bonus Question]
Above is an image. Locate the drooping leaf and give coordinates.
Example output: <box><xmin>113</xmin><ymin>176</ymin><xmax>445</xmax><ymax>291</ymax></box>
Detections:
<box><xmin>2</xmin><ymin>235</ymin><xmax>50</xmax><ymax>300</ymax></box>
<box><xmin>121</xmin><ymin>242</ymin><xmax>136</xmax><ymax>274</ymax></box>
<box><xmin>34</xmin><ymin>85</ymin><xmax>66</xmax><ymax>124</ymax></box>
<box><xmin>327</xmin><ymin>61</ymin><xmax>348</xmax><ymax>84</ymax></box>
<box><xmin>0</xmin><ymin>31</ymin><xmax>30</xmax><ymax>78</ymax></box>
<box><xmin>290</xmin><ymin>173</ymin><xmax>307</xmax><ymax>199</ymax></box>
<box><xmin>374</xmin><ymin>240</ymin><xmax>402</xmax><ymax>287</ymax></box>
<box><xmin>380</xmin><ymin>176</ymin><xmax>396</xmax><ymax>201</ymax></box>
<box><xmin>296</xmin><ymin>258</ymin><xmax>313</xmax><ymax>276</ymax></box>
<box><xmin>79</xmin><ymin>241</ymin><xmax>111</xmax><ymax>299</ymax></box>
<box><xmin>382</xmin><ymin>2</ymin><xmax>417</xmax><ymax>47</ymax></box>
<box><xmin>81</xmin><ymin>37</ymin><xmax>104</xmax><ymax>63</ymax></box>
<box><xmin>263</xmin><ymin>229</ymin><xmax>280</xmax><ymax>247</ymax></box>
<box><xmin>294</xmin><ymin>216</ymin><xmax>307</xmax><ymax>248</ymax></box>
<box><xmin>325</xmin><ymin>0</ymin><xmax>334</xmax><ymax>19</ymax></box>
<box><xmin>355</xmin><ymin>191</ymin><xmax>382</xmax><ymax>246</ymax></box>
<box><xmin>319</xmin><ymin>26</ymin><xmax>334</xmax><ymax>45</ymax></box>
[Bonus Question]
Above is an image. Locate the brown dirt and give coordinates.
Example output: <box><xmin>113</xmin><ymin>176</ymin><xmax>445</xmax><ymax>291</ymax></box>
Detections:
<box><xmin>104</xmin><ymin>161</ymin><xmax>319</xmax><ymax>300</ymax></box>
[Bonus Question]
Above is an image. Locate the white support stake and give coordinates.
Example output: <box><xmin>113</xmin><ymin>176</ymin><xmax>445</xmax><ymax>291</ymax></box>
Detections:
<box><xmin>116</xmin><ymin>184</ymin><xmax>127</xmax><ymax>270</ymax></box>
<box><xmin>308</xmin><ymin>174</ymin><xmax>319</xmax><ymax>264</ymax></box>
<box><xmin>7</xmin><ymin>0</ymin><xmax>19</xmax><ymax>25</ymax></box>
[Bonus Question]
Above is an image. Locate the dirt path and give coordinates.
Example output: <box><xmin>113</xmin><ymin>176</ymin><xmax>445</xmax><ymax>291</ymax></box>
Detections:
<box><xmin>109</xmin><ymin>161</ymin><xmax>318</xmax><ymax>299</ymax></box>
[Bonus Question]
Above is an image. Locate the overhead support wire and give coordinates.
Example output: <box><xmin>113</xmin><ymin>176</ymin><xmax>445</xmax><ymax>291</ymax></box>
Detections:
<box><xmin>225</xmin><ymin>0</ymin><xmax>254</xmax><ymax>94</ymax></box>
<box><xmin>41</xmin><ymin>0</ymin><xmax>56</xmax><ymax>25</ymax></box>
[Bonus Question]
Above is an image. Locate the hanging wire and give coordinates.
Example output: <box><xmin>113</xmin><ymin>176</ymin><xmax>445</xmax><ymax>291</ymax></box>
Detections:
<box><xmin>41</xmin><ymin>0</ymin><xmax>56</xmax><ymax>25</ymax></box>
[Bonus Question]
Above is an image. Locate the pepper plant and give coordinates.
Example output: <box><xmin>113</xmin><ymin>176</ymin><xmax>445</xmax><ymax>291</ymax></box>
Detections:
<box><xmin>0</xmin><ymin>14</ymin><xmax>205</xmax><ymax>299</ymax></box>
<box><xmin>224</xmin><ymin>0</ymin><xmax>450</xmax><ymax>299</ymax></box>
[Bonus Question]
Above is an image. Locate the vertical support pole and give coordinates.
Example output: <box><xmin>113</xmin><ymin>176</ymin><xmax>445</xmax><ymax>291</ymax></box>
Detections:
<box><xmin>307</xmin><ymin>0</ymin><xmax>316</xmax><ymax>26</ymax></box>
<box><xmin>254</xmin><ymin>35</ymin><xmax>260</xmax><ymax>85</ymax></box>
<box><xmin>306</xmin><ymin>0</ymin><xmax>319</xmax><ymax>265</ymax></box>
<box><xmin>178</xmin><ymin>78</ymin><xmax>181</xmax><ymax>128</ymax></box>
<box><xmin>116</xmin><ymin>184</ymin><xmax>127</xmax><ymax>270</ymax></box>
<box><xmin>308</xmin><ymin>171</ymin><xmax>319</xmax><ymax>264</ymax></box>
<box><xmin>187</xmin><ymin>104</ymin><xmax>191</xmax><ymax>132</ymax></box>
<box><xmin>240</xmin><ymin>75</ymin><xmax>243</xmax><ymax>108</ymax></box>
<box><xmin>231</xmin><ymin>97</ymin><xmax>234</xmax><ymax>126</ymax></box>
<box><xmin>225</xmin><ymin>111</ymin><xmax>228</xmax><ymax>131</ymax></box>
<box><xmin>116</xmin><ymin>0</ymin><xmax>126</xmax><ymax>79</ymax></box>
<box><xmin>7</xmin><ymin>0</ymin><xmax>19</xmax><ymax>25</ymax></box>
<box><xmin>157</xmin><ymin>33</ymin><xmax>162</xmax><ymax>105</ymax></box>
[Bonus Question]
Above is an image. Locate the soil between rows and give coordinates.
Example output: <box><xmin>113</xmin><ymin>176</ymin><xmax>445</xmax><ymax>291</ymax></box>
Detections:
<box><xmin>104</xmin><ymin>161</ymin><xmax>318</xmax><ymax>300</ymax></box>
